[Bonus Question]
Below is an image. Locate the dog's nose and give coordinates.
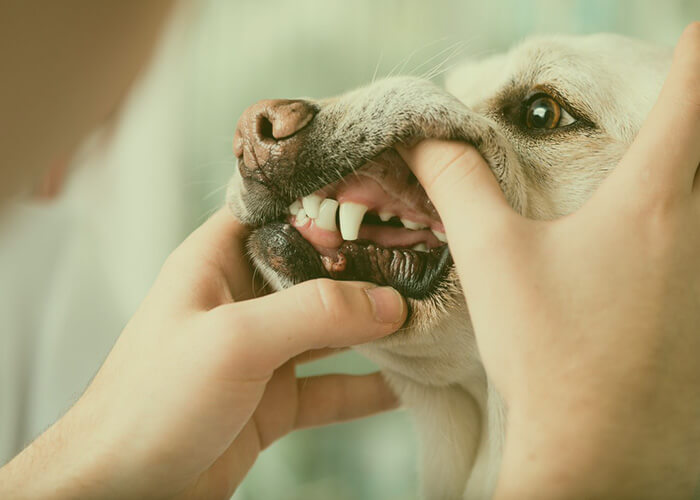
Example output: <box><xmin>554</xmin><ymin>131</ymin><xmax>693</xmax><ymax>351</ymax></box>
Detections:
<box><xmin>233</xmin><ymin>99</ymin><xmax>316</xmax><ymax>171</ymax></box>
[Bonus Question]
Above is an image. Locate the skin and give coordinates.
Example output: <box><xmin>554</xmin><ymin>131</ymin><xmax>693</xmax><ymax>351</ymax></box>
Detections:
<box><xmin>0</xmin><ymin>209</ymin><xmax>406</xmax><ymax>500</ymax></box>
<box><xmin>0</xmin><ymin>1</ymin><xmax>697</xmax><ymax>497</ymax></box>
<box><xmin>399</xmin><ymin>22</ymin><xmax>700</xmax><ymax>499</ymax></box>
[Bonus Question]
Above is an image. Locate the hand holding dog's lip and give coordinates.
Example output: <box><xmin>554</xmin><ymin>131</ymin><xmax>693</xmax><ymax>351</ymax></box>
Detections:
<box><xmin>0</xmin><ymin>207</ymin><xmax>407</xmax><ymax>500</ymax></box>
<box><xmin>398</xmin><ymin>23</ymin><xmax>700</xmax><ymax>499</ymax></box>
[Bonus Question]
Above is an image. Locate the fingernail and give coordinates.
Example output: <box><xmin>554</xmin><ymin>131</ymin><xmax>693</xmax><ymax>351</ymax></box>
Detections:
<box><xmin>365</xmin><ymin>286</ymin><xmax>405</xmax><ymax>324</ymax></box>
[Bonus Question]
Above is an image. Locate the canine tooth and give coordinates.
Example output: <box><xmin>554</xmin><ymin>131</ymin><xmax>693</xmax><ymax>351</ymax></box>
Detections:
<box><xmin>400</xmin><ymin>218</ymin><xmax>428</xmax><ymax>230</ymax></box>
<box><xmin>294</xmin><ymin>208</ymin><xmax>309</xmax><ymax>227</ymax></box>
<box><xmin>339</xmin><ymin>202</ymin><xmax>368</xmax><ymax>240</ymax></box>
<box><xmin>316</xmin><ymin>199</ymin><xmax>339</xmax><ymax>231</ymax></box>
<box><xmin>288</xmin><ymin>200</ymin><xmax>302</xmax><ymax>215</ymax></box>
<box><xmin>432</xmin><ymin>229</ymin><xmax>447</xmax><ymax>243</ymax></box>
<box><xmin>412</xmin><ymin>243</ymin><xmax>428</xmax><ymax>252</ymax></box>
<box><xmin>302</xmin><ymin>194</ymin><xmax>322</xmax><ymax>219</ymax></box>
<box><xmin>378</xmin><ymin>211</ymin><xmax>395</xmax><ymax>222</ymax></box>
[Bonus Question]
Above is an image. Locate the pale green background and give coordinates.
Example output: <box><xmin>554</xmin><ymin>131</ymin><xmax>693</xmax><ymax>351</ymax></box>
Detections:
<box><xmin>174</xmin><ymin>1</ymin><xmax>697</xmax><ymax>497</ymax></box>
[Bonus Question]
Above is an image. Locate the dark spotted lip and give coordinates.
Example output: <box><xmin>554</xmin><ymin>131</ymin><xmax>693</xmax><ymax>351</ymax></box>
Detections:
<box><xmin>248</xmin><ymin>222</ymin><xmax>452</xmax><ymax>299</ymax></box>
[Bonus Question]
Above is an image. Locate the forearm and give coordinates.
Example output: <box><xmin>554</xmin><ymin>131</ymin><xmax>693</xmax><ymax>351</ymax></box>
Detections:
<box><xmin>0</xmin><ymin>400</ymin><xmax>122</xmax><ymax>500</ymax></box>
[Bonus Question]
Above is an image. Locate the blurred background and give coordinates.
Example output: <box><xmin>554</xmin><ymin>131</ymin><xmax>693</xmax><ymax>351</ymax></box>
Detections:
<box><xmin>0</xmin><ymin>1</ymin><xmax>697</xmax><ymax>499</ymax></box>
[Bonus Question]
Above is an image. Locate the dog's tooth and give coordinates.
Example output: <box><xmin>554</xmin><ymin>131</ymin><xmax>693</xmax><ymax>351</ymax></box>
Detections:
<box><xmin>400</xmin><ymin>218</ymin><xmax>428</xmax><ymax>230</ymax></box>
<box><xmin>288</xmin><ymin>200</ymin><xmax>302</xmax><ymax>215</ymax></box>
<box><xmin>431</xmin><ymin>229</ymin><xmax>447</xmax><ymax>243</ymax></box>
<box><xmin>378</xmin><ymin>211</ymin><xmax>395</xmax><ymax>222</ymax></box>
<box><xmin>412</xmin><ymin>243</ymin><xmax>428</xmax><ymax>252</ymax></box>
<box><xmin>339</xmin><ymin>202</ymin><xmax>368</xmax><ymax>240</ymax></box>
<box><xmin>316</xmin><ymin>199</ymin><xmax>339</xmax><ymax>231</ymax></box>
<box><xmin>302</xmin><ymin>194</ymin><xmax>322</xmax><ymax>219</ymax></box>
<box><xmin>294</xmin><ymin>208</ymin><xmax>309</xmax><ymax>227</ymax></box>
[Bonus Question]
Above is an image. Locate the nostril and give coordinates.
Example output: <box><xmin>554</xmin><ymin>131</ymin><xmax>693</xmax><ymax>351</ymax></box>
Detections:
<box><xmin>258</xmin><ymin>115</ymin><xmax>275</xmax><ymax>141</ymax></box>
<box><xmin>234</xmin><ymin>99</ymin><xmax>316</xmax><ymax>167</ymax></box>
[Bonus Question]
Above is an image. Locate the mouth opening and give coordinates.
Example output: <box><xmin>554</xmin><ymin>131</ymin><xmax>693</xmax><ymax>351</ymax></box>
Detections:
<box><xmin>262</xmin><ymin>148</ymin><xmax>452</xmax><ymax>299</ymax></box>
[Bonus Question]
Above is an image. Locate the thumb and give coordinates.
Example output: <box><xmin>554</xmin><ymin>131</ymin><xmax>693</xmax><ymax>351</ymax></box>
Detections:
<box><xmin>210</xmin><ymin>279</ymin><xmax>406</xmax><ymax>377</ymax></box>
<box><xmin>397</xmin><ymin>140</ymin><xmax>514</xmax><ymax>241</ymax></box>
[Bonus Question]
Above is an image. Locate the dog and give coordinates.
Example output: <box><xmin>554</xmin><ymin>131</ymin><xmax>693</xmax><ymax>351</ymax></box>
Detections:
<box><xmin>226</xmin><ymin>33</ymin><xmax>671</xmax><ymax>499</ymax></box>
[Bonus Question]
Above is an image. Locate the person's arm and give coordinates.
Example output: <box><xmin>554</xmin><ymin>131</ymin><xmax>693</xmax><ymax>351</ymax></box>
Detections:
<box><xmin>399</xmin><ymin>22</ymin><xmax>700</xmax><ymax>499</ymax></box>
<box><xmin>0</xmin><ymin>209</ymin><xmax>406</xmax><ymax>500</ymax></box>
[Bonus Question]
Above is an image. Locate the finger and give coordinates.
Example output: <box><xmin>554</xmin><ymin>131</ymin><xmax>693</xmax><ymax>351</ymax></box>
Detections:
<box><xmin>294</xmin><ymin>372</ymin><xmax>399</xmax><ymax>429</ymax></box>
<box><xmin>613</xmin><ymin>23</ymin><xmax>700</xmax><ymax>197</ymax></box>
<box><xmin>211</xmin><ymin>279</ymin><xmax>406</xmax><ymax>378</ymax></box>
<box><xmin>292</xmin><ymin>347</ymin><xmax>349</xmax><ymax>365</ymax></box>
<box><xmin>397</xmin><ymin>140</ymin><xmax>516</xmax><ymax>243</ymax></box>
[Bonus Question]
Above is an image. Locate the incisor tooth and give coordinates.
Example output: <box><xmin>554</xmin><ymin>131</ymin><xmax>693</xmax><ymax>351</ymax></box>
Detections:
<box><xmin>294</xmin><ymin>208</ymin><xmax>309</xmax><ymax>227</ymax></box>
<box><xmin>339</xmin><ymin>202</ymin><xmax>368</xmax><ymax>240</ymax></box>
<box><xmin>288</xmin><ymin>200</ymin><xmax>302</xmax><ymax>215</ymax></box>
<box><xmin>432</xmin><ymin>229</ymin><xmax>447</xmax><ymax>242</ymax></box>
<box><xmin>302</xmin><ymin>194</ymin><xmax>322</xmax><ymax>219</ymax></box>
<box><xmin>379</xmin><ymin>211</ymin><xmax>395</xmax><ymax>222</ymax></box>
<box><xmin>412</xmin><ymin>243</ymin><xmax>428</xmax><ymax>252</ymax></box>
<box><xmin>316</xmin><ymin>199</ymin><xmax>339</xmax><ymax>231</ymax></box>
<box><xmin>400</xmin><ymin>218</ymin><xmax>428</xmax><ymax>230</ymax></box>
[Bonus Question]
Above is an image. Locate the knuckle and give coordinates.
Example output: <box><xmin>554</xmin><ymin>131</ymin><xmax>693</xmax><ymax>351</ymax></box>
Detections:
<box><xmin>643</xmin><ymin>189</ymin><xmax>683</xmax><ymax>218</ymax></box>
<box><xmin>161</xmin><ymin>248</ymin><xmax>184</xmax><ymax>273</ymax></box>
<box><xmin>429</xmin><ymin>145</ymin><xmax>484</xmax><ymax>193</ymax></box>
<box><xmin>310</xmin><ymin>279</ymin><xmax>352</xmax><ymax>324</ymax></box>
<box><xmin>626</xmin><ymin>192</ymin><xmax>684</xmax><ymax>246</ymax></box>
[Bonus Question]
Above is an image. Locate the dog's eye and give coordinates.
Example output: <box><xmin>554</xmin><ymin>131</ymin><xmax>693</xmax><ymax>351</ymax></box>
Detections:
<box><xmin>524</xmin><ymin>95</ymin><xmax>576</xmax><ymax>130</ymax></box>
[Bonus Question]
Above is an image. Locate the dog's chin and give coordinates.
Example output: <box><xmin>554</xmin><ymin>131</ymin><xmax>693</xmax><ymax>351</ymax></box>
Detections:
<box><xmin>247</xmin><ymin>222</ymin><xmax>453</xmax><ymax>300</ymax></box>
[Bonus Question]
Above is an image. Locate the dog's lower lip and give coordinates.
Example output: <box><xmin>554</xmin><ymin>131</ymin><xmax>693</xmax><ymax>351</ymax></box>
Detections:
<box><xmin>248</xmin><ymin>222</ymin><xmax>452</xmax><ymax>299</ymax></box>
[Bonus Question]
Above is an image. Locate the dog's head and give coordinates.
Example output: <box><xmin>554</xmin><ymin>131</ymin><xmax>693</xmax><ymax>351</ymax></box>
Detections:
<box><xmin>227</xmin><ymin>34</ymin><xmax>670</xmax><ymax>384</ymax></box>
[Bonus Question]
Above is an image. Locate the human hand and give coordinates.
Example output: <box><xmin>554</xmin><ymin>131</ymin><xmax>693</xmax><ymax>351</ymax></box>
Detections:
<box><xmin>0</xmin><ymin>209</ymin><xmax>406</xmax><ymax>500</ymax></box>
<box><xmin>399</xmin><ymin>23</ymin><xmax>700</xmax><ymax>499</ymax></box>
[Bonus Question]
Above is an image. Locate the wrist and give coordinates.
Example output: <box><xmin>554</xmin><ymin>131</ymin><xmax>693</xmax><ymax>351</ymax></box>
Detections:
<box><xmin>496</xmin><ymin>393</ymin><xmax>698</xmax><ymax>499</ymax></box>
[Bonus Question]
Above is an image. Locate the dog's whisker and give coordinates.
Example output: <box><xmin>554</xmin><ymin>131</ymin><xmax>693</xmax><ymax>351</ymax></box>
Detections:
<box><xmin>201</xmin><ymin>184</ymin><xmax>228</xmax><ymax>201</ymax></box>
<box><xmin>419</xmin><ymin>42</ymin><xmax>468</xmax><ymax>81</ymax></box>
<box><xmin>411</xmin><ymin>39</ymin><xmax>465</xmax><ymax>79</ymax></box>
<box><xmin>425</xmin><ymin>58</ymin><xmax>469</xmax><ymax>82</ymax></box>
<box><xmin>386</xmin><ymin>37</ymin><xmax>449</xmax><ymax>79</ymax></box>
<box><xmin>196</xmin><ymin>204</ymin><xmax>222</xmax><ymax>225</ymax></box>
<box><xmin>371</xmin><ymin>48</ymin><xmax>385</xmax><ymax>85</ymax></box>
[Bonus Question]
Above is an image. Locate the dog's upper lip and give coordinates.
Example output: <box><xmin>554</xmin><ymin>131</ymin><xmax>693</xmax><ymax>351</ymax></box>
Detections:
<box><xmin>313</xmin><ymin>149</ymin><xmax>441</xmax><ymax>222</ymax></box>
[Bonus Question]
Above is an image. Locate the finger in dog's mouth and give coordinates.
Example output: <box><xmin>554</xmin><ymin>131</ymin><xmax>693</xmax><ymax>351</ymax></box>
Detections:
<box><xmin>248</xmin><ymin>148</ymin><xmax>453</xmax><ymax>299</ymax></box>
